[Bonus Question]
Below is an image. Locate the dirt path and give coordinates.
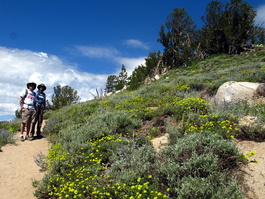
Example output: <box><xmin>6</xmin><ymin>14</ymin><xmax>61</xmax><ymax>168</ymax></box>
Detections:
<box><xmin>0</xmin><ymin>122</ymin><xmax>49</xmax><ymax>199</ymax></box>
<box><xmin>236</xmin><ymin>140</ymin><xmax>265</xmax><ymax>199</ymax></box>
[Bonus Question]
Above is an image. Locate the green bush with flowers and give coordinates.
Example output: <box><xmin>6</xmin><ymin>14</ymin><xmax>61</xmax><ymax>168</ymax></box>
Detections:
<box><xmin>114</xmin><ymin>96</ymin><xmax>161</xmax><ymax>119</ymax></box>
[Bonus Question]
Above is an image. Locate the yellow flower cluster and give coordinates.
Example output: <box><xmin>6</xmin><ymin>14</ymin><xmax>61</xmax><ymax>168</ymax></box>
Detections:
<box><xmin>175</xmin><ymin>82</ymin><xmax>191</xmax><ymax>91</ymax></box>
<box><xmin>184</xmin><ymin>114</ymin><xmax>238</xmax><ymax>138</ymax></box>
<box><xmin>45</xmin><ymin>134</ymin><xmax>171</xmax><ymax>198</ymax></box>
<box><xmin>108</xmin><ymin>177</ymin><xmax>169</xmax><ymax>199</ymax></box>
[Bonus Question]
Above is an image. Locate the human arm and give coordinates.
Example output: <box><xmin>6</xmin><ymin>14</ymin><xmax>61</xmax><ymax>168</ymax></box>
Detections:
<box><xmin>20</xmin><ymin>96</ymin><xmax>25</xmax><ymax>111</ymax></box>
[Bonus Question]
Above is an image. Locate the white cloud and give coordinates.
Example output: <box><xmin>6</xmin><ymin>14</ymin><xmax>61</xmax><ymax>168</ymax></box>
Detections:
<box><xmin>0</xmin><ymin>46</ymin><xmax>108</xmax><ymax>120</ymax></box>
<box><xmin>123</xmin><ymin>39</ymin><xmax>150</xmax><ymax>50</ymax></box>
<box><xmin>114</xmin><ymin>57</ymin><xmax>146</xmax><ymax>76</ymax></box>
<box><xmin>73</xmin><ymin>45</ymin><xmax>147</xmax><ymax>76</ymax></box>
<box><xmin>75</xmin><ymin>45</ymin><xmax>120</xmax><ymax>58</ymax></box>
<box><xmin>255</xmin><ymin>5</ymin><xmax>265</xmax><ymax>26</ymax></box>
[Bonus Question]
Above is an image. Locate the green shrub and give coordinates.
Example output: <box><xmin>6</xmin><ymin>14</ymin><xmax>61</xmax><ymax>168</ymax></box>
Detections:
<box><xmin>104</xmin><ymin>141</ymin><xmax>168</xmax><ymax>198</ymax></box>
<box><xmin>236</xmin><ymin>124</ymin><xmax>265</xmax><ymax>140</ymax></box>
<box><xmin>156</xmin><ymin>133</ymin><xmax>243</xmax><ymax>198</ymax></box>
<box><xmin>0</xmin><ymin>129</ymin><xmax>16</xmax><ymax>148</ymax></box>
<box><xmin>0</xmin><ymin>119</ymin><xmax>20</xmax><ymax>149</ymax></box>
<box><xmin>114</xmin><ymin>96</ymin><xmax>162</xmax><ymax>119</ymax></box>
<box><xmin>43</xmin><ymin>101</ymin><xmax>102</xmax><ymax>141</ymax></box>
<box><xmin>43</xmin><ymin>110</ymin><xmax>53</xmax><ymax>120</ymax></box>
<box><xmin>173</xmin><ymin>174</ymin><xmax>243</xmax><ymax>199</ymax></box>
<box><xmin>0</xmin><ymin>119</ymin><xmax>20</xmax><ymax>133</ymax></box>
<box><xmin>168</xmin><ymin>97</ymin><xmax>210</xmax><ymax>121</ymax></box>
<box><xmin>173</xmin><ymin>113</ymin><xmax>238</xmax><ymax>139</ymax></box>
<box><xmin>53</xmin><ymin>110</ymin><xmax>141</xmax><ymax>154</ymax></box>
<box><xmin>107</xmin><ymin>140</ymin><xmax>155</xmax><ymax>183</ymax></box>
<box><xmin>256</xmin><ymin>50</ymin><xmax>265</xmax><ymax>57</ymax></box>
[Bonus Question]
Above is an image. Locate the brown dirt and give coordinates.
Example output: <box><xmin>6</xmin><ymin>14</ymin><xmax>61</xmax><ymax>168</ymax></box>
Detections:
<box><xmin>0</xmin><ymin>122</ymin><xmax>49</xmax><ymax>199</ymax></box>
<box><xmin>236</xmin><ymin>140</ymin><xmax>265</xmax><ymax>199</ymax></box>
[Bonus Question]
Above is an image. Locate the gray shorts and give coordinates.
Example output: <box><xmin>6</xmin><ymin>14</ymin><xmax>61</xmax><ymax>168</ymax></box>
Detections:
<box><xmin>21</xmin><ymin>109</ymin><xmax>36</xmax><ymax>123</ymax></box>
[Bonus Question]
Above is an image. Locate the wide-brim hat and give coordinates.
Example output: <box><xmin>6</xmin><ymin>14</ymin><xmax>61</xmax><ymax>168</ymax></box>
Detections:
<box><xmin>37</xmin><ymin>83</ymin><xmax>46</xmax><ymax>91</ymax></box>
<box><xmin>27</xmin><ymin>82</ymin><xmax>36</xmax><ymax>89</ymax></box>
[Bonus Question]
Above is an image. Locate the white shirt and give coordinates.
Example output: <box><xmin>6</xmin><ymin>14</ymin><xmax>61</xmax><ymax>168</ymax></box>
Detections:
<box><xmin>20</xmin><ymin>89</ymin><xmax>36</xmax><ymax>109</ymax></box>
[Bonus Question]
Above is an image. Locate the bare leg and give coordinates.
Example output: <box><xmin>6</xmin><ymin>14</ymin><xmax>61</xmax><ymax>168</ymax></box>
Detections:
<box><xmin>26</xmin><ymin>122</ymin><xmax>31</xmax><ymax>136</ymax></box>
<box><xmin>20</xmin><ymin>123</ymin><xmax>25</xmax><ymax>136</ymax></box>
<box><xmin>20</xmin><ymin>123</ymin><xmax>26</xmax><ymax>141</ymax></box>
<box><xmin>31</xmin><ymin>123</ymin><xmax>36</xmax><ymax>137</ymax></box>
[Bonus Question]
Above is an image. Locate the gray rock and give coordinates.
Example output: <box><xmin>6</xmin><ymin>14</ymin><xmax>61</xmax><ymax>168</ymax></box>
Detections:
<box><xmin>214</xmin><ymin>81</ymin><xmax>265</xmax><ymax>105</ymax></box>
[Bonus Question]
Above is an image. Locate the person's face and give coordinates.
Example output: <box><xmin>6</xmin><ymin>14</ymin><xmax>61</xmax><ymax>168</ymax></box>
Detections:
<box><xmin>39</xmin><ymin>87</ymin><xmax>44</xmax><ymax>91</ymax></box>
<box><xmin>29</xmin><ymin>85</ymin><xmax>34</xmax><ymax>91</ymax></box>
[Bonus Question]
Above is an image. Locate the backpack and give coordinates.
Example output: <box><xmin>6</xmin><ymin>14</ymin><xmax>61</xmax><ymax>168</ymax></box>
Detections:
<box><xmin>22</xmin><ymin>89</ymin><xmax>36</xmax><ymax>99</ymax></box>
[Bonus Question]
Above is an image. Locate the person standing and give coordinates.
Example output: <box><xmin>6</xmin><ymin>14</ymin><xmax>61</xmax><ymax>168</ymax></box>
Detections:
<box><xmin>19</xmin><ymin>82</ymin><xmax>36</xmax><ymax>141</ymax></box>
<box><xmin>30</xmin><ymin>83</ymin><xmax>46</xmax><ymax>139</ymax></box>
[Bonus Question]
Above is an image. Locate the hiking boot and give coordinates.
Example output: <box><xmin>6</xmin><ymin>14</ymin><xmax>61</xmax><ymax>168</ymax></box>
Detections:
<box><xmin>25</xmin><ymin>135</ymin><xmax>29</xmax><ymax>140</ymax></box>
<box><xmin>20</xmin><ymin>135</ymin><xmax>24</xmax><ymax>142</ymax></box>
<box><xmin>35</xmin><ymin>134</ymin><xmax>43</xmax><ymax>139</ymax></box>
<box><xmin>29</xmin><ymin>135</ymin><xmax>34</xmax><ymax>141</ymax></box>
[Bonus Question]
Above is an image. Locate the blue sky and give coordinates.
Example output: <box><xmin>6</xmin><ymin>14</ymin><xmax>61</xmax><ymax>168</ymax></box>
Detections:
<box><xmin>0</xmin><ymin>0</ymin><xmax>265</xmax><ymax>121</ymax></box>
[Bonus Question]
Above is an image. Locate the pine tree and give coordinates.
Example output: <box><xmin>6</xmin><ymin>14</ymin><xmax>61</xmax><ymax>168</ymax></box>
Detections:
<box><xmin>201</xmin><ymin>0</ymin><xmax>256</xmax><ymax>54</ymax></box>
<box><xmin>158</xmin><ymin>8</ymin><xmax>197</xmax><ymax>68</ymax></box>
<box><xmin>48</xmin><ymin>85</ymin><xmax>81</xmax><ymax>110</ymax></box>
<box><xmin>128</xmin><ymin>65</ymin><xmax>147</xmax><ymax>90</ymax></box>
<box><xmin>105</xmin><ymin>75</ymin><xmax>117</xmax><ymax>94</ymax></box>
<box><xmin>145</xmin><ymin>51</ymin><xmax>163</xmax><ymax>77</ymax></box>
<box><xmin>115</xmin><ymin>65</ymin><xmax>128</xmax><ymax>90</ymax></box>
<box><xmin>201</xmin><ymin>0</ymin><xmax>224</xmax><ymax>55</ymax></box>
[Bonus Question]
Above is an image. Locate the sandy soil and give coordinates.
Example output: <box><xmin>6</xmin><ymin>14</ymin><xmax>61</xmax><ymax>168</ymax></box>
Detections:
<box><xmin>0</xmin><ymin>122</ymin><xmax>49</xmax><ymax>199</ymax></box>
<box><xmin>236</xmin><ymin>140</ymin><xmax>265</xmax><ymax>199</ymax></box>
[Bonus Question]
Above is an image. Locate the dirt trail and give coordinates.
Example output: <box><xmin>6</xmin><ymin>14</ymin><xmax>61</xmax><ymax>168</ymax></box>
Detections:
<box><xmin>236</xmin><ymin>140</ymin><xmax>265</xmax><ymax>199</ymax></box>
<box><xmin>0</xmin><ymin>122</ymin><xmax>49</xmax><ymax>199</ymax></box>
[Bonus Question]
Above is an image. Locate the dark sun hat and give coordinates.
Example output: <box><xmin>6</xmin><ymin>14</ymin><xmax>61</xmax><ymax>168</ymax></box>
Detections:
<box><xmin>27</xmin><ymin>82</ymin><xmax>36</xmax><ymax>89</ymax></box>
<box><xmin>37</xmin><ymin>83</ymin><xmax>46</xmax><ymax>91</ymax></box>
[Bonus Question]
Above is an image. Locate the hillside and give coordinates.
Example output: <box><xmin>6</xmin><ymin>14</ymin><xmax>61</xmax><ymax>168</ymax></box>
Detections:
<box><xmin>36</xmin><ymin>50</ymin><xmax>265</xmax><ymax>198</ymax></box>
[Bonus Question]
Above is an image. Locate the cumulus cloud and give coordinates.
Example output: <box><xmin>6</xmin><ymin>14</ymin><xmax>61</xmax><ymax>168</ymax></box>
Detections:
<box><xmin>114</xmin><ymin>57</ymin><xmax>146</xmax><ymax>76</ymax></box>
<box><xmin>0</xmin><ymin>47</ymin><xmax>108</xmax><ymax>121</ymax></box>
<box><xmin>123</xmin><ymin>39</ymin><xmax>150</xmax><ymax>50</ymax></box>
<box><xmin>255</xmin><ymin>5</ymin><xmax>265</xmax><ymax>26</ymax></box>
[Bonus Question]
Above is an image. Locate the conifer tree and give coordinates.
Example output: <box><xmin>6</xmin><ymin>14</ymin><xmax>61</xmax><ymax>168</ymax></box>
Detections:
<box><xmin>145</xmin><ymin>51</ymin><xmax>163</xmax><ymax>77</ymax></box>
<box><xmin>128</xmin><ymin>65</ymin><xmax>147</xmax><ymax>90</ymax></box>
<box><xmin>158</xmin><ymin>8</ymin><xmax>197</xmax><ymax>68</ymax></box>
<box><xmin>48</xmin><ymin>85</ymin><xmax>80</xmax><ymax>110</ymax></box>
<box><xmin>115</xmin><ymin>65</ymin><xmax>128</xmax><ymax>90</ymax></box>
<box><xmin>201</xmin><ymin>0</ymin><xmax>256</xmax><ymax>54</ymax></box>
<box><xmin>105</xmin><ymin>75</ymin><xmax>117</xmax><ymax>94</ymax></box>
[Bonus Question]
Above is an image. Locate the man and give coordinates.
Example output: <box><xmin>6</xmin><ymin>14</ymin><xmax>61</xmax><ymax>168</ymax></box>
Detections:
<box><xmin>19</xmin><ymin>82</ymin><xmax>36</xmax><ymax>141</ymax></box>
<box><xmin>30</xmin><ymin>83</ymin><xmax>46</xmax><ymax>139</ymax></box>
